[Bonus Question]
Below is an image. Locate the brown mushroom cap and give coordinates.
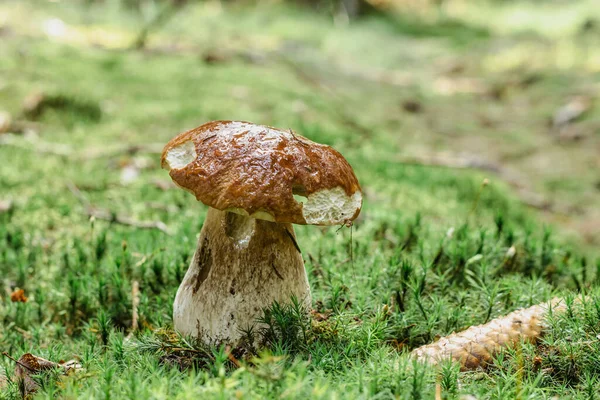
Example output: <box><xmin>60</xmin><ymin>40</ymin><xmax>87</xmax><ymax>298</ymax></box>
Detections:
<box><xmin>161</xmin><ymin>120</ymin><xmax>362</xmax><ymax>225</ymax></box>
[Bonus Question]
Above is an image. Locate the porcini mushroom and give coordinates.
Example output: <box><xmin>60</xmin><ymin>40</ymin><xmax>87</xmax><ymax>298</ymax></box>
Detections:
<box><xmin>161</xmin><ymin>121</ymin><xmax>362</xmax><ymax>346</ymax></box>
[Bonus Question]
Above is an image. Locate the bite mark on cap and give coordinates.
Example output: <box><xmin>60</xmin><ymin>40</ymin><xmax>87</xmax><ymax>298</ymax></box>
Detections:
<box><xmin>164</xmin><ymin>140</ymin><xmax>196</xmax><ymax>170</ymax></box>
<box><xmin>302</xmin><ymin>187</ymin><xmax>362</xmax><ymax>225</ymax></box>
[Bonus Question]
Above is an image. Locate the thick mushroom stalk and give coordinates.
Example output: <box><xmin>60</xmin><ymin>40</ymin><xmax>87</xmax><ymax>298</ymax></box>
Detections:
<box><xmin>173</xmin><ymin>208</ymin><xmax>310</xmax><ymax>345</ymax></box>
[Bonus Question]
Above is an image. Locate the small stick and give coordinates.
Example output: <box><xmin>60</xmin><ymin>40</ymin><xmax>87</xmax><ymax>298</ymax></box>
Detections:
<box><xmin>131</xmin><ymin>280</ymin><xmax>140</xmax><ymax>333</ymax></box>
<box><xmin>225</xmin><ymin>346</ymin><xmax>242</xmax><ymax>368</ymax></box>
<box><xmin>94</xmin><ymin>212</ymin><xmax>170</xmax><ymax>234</ymax></box>
<box><xmin>66</xmin><ymin>182</ymin><xmax>91</xmax><ymax>208</ymax></box>
<box><xmin>435</xmin><ymin>381</ymin><xmax>442</xmax><ymax>400</ymax></box>
<box><xmin>67</xmin><ymin>182</ymin><xmax>170</xmax><ymax>234</ymax></box>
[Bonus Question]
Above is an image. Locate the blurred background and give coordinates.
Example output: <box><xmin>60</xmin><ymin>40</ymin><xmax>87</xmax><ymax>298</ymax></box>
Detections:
<box><xmin>0</xmin><ymin>0</ymin><xmax>598</xmax><ymax>249</ymax></box>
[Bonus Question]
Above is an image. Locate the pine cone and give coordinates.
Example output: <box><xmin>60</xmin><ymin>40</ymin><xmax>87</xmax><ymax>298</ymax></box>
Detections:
<box><xmin>411</xmin><ymin>298</ymin><xmax>566</xmax><ymax>370</ymax></box>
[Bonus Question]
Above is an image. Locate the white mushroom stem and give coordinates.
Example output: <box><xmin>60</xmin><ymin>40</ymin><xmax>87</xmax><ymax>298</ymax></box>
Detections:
<box><xmin>173</xmin><ymin>207</ymin><xmax>311</xmax><ymax>346</ymax></box>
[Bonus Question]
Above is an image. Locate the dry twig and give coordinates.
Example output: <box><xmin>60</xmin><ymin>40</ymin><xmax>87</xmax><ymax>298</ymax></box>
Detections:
<box><xmin>131</xmin><ymin>280</ymin><xmax>140</xmax><ymax>333</ymax></box>
<box><xmin>67</xmin><ymin>182</ymin><xmax>170</xmax><ymax>234</ymax></box>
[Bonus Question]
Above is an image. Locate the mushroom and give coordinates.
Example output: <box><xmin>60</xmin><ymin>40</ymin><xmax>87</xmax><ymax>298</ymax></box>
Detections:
<box><xmin>161</xmin><ymin>120</ymin><xmax>362</xmax><ymax>346</ymax></box>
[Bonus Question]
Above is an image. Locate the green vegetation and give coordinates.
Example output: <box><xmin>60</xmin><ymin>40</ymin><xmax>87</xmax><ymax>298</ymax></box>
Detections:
<box><xmin>0</xmin><ymin>0</ymin><xmax>599</xmax><ymax>398</ymax></box>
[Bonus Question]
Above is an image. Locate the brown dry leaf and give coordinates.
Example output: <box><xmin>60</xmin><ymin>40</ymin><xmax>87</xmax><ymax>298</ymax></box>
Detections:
<box><xmin>10</xmin><ymin>353</ymin><xmax>82</xmax><ymax>397</ymax></box>
<box><xmin>10</xmin><ymin>288</ymin><xmax>28</xmax><ymax>303</ymax></box>
<box><xmin>310</xmin><ymin>309</ymin><xmax>332</xmax><ymax>322</ymax></box>
<box><xmin>14</xmin><ymin>353</ymin><xmax>58</xmax><ymax>396</ymax></box>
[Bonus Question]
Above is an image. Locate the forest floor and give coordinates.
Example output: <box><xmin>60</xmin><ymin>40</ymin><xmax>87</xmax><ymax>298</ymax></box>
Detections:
<box><xmin>0</xmin><ymin>0</ymin><xmax>599</xmax><ymax>398</ymax></box>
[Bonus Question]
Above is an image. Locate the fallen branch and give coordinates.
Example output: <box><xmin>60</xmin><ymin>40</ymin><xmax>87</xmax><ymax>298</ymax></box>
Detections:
<box><xmin>67</xmin><ymin>182</ymin><xmax>170</xmax><ymax>234</ymax></box>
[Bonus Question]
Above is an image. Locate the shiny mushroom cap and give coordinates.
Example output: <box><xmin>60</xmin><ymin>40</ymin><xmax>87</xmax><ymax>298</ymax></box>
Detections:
<box><xmin>161</xmin><ymin>120</ymin><xmax>362</xmax><ymax>225</ymax></box>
